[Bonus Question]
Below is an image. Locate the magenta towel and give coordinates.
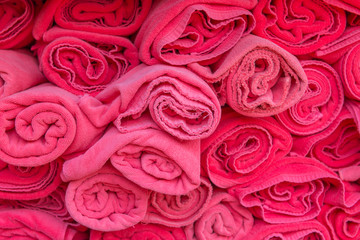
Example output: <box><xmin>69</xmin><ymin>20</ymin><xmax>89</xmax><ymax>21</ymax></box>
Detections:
<box><xmin>201</xmin><ymin>108</ymin><xmax>292</xmax><ymax>188</ymax></box>
<box><xmin>135</xmin><ymin>0</ymin><xmax>256</xmax><ymax>65</ymax></box>
<box><xmin>62</xmin><ymin>124</ymin><xmax>200</xmax><ymax>195</ymax></box>
<box><xmin>32</xmin><ymin>0</ymin><xmax>152</xmax><ymax>40</ymax></box>
<box><xmin>252</xmin><ymin>0</ymin><xmax>346</xmax><ymax>55</ymax></box>
<box><xmin>276</xmin><ymin>60</ymin><xmax>344</xmax><ymax>135</ymax></box>
<box><xmin>65</xmin><ymin>164</ymin><xmax>149</xmax><ymax>232</ymax></box>
<box><xmin>0</xmin><ymin>49</ymin><xmax>45</xmax><ymax>98</ymax></box>
<box><xmin>323</xmin><ymin>0</ymin><xmax>360</xmax><ymax>15</ymax></box>
<box><xmin>0</xmin><ymin>83</ymin><xmax>104</xmax><ymax>167</ymax></box>
<box><xmin>79</xmin><ymin>64</ymin><xmax>221</xmax><ymax>140</ymax></box>
<box><xmin>142</xmin><ymin>177</ymin><xmax>212</xmax><ymax>227</ymax></box>
<box><xmin>184</xmin><ymin>190</ymin><xmax>253</xmax><ymax>240</ymax></box>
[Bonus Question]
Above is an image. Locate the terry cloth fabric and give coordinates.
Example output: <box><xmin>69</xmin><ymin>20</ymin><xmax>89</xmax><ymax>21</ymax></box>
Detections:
<box><xmin>32</xmin><ymin>0</ymin><xmax>152</xmax><ymax>40</ymax></box>
<box><xmin>65</xmin><ymin>164</ymin><xmax>149</xmax><ymax>232</ymax></box>
<box><xmin>79</xmin><ymin>64</ymin><xmax>221</xmax><ymax>140</ymax></box>
<box><xmin>62</xmin><ymin>124</ymin><xmax>200</xmax><ymax>195</ymax></box>
<box><xmin>323</xmin><ymin>0</ymin><xmax>360</xmax><ymax>15</ymax></box>
<box><xmin>252</xmin><ymin>0</ymin><xmax>347</xmax><ymax>55</ymax></box>
<box><xmin>201</xmin><ymin>108</ymin><xmax>292</xmax><ymax>188</ymax></box>
<box><xmin>135</xmin><ymin>0</ymin><xmax>256</xmax><ymax>65</ymax></box>
<box><xmin>0</xmin><ymin>49</ymin><xmax>45</xmax><ymax>98</ymax></box>
<box><xmin>34</xmin><ymin>27</ymin><xmax>139</xmax><ymax>96</ymax></box>
<box><xmin>0</xmin><ymin>83</ymin><xmax>104</xmax><ymax>167</ymax></box>
<box><xmin>276</xmin><ymin>60</ymin><xmax>344</xmax><ymax>135</ymax></box>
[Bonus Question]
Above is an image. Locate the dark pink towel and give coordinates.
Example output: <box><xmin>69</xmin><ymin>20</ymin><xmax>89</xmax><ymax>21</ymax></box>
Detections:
<box><xmin>201</xmin><ymin>108</ymin><xmax>292</xmax><ymax>188</ymax></box>
<box><xmin>0</xmin><ymin>83</ymin><xmax>104</xmax><ymax>167</ymax></box>
<box><xmin>32</xmin><ymin>0</ymin><xmax>152</xmax><ymax>40</ymax></box>
<box><xmin>135</xmin><ymin>0</ymin><xmax>256</xmax><ymax>65</ymax></box>
<box><xmin>62</xmin><ymin>125</ymin><xmax>200</xmax><ymax>195</ymax></box>
<box><xmin>252</xmin><ymin>0</ymin><xmax>347</xmax><ymax>55</ymax></box>
<box><xmin>65</xmin><ymin>164</ymin><xmax>149</xmax><ymax>232</ymax></box>
<box><xmin>276</xmin><ymin>60</ymin><xmax>344</xmax><ymax>135</ymax></box>
<box><xmin>79</xmin><ymin>64</ymin><xmax>221</xmax><ymax>140</ymax></box>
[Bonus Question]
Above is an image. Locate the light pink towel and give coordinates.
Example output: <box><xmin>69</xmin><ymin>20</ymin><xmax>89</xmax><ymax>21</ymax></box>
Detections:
<box><xmin>65</xmin><ymin>164</ymin><xmax>149</xmax><ymax>232</ymax></box>
<box><xmin>62</xmin><ymin>124</ymin><xmax>200</xmax><ymax>195</ymax></box>
<box><xmin>79</xmin><ymin>64</ymin><xmax>221</xmax><ymax>140</ymax></box>
<box><xmin>135</xmin><ymin>0</ymin><xmax>256</xmax><ymax>65</ymax></box>
<box><xmin>0</xmin><ymin>49</ymin><xmax>45</xmax><ymax>98</ymax></box>
<box><xmin>201</xmin><ymin>108</ymin><xmax>292</xmax><ymax>188</ymax></box>
<box><xmin>142</xmin><ymin>177</ymin><xmax>212</xmax><ymax>227</ymax></box>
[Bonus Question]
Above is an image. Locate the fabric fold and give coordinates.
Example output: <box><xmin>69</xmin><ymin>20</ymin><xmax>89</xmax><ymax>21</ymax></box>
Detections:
<box><xmin>323</xmin><ymin>0</ymin><xmax>360</xmax><ymax>15</ymax></box>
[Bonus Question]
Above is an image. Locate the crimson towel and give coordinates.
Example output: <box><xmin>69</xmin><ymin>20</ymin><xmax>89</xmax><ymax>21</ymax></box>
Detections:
<box><xmin>135</xmin><ymin>0</ymin><xmax>256</xmax><ymax>65</ymax></box>
<box><xmin>79</xmin><ymin>64</ymin><xmax>221</xmax><ymax>140</ymax></box>
<box><xmin>201</xmin><ymin>108</ymin><xmax>292</xmax><ymax>188</ymax></box>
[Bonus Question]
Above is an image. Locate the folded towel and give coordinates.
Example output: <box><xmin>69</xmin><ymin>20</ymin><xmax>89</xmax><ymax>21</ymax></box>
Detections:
<box><xmin>252</xmin><ymin>0</ymin><xmax>346</xmax><ymax>55</ymax></box>
<box><xmin>32</xmin><ymin>0</ymin><xmax>152</xmax><ymax>40</ymax></box>
<box><xmin>184</xmin><ymin>190</ymin><xmax>254</xmax><ymax>240</ymax></box>
<box><xmin>142</xmin><ymin>177</ymin><xmax>212</xmax><ymax>227</ymax></box>
<box><xmin>276</xmin><ymin>60</ymin><xmax>344</xmax><ymax>135</ymax></box>
<box><xmin>0</xmin><ymin>49</ymin><xmax>45</xmax><ymax>98</ymax></box>
<box><xmin>65</xmin><ymin>164</ymin><xmax>149</xmax><ymax>232</ymax></box>
<box><xmin>323</xmin><ymin>0</ymin><xmax>360</xmax><ymax>15</ymax></box>
<box><xmin>0</xmin><ymin>83</ymin><xmax>104</xmax><ymax>167</ymax></box>
<box><xmin>0</xmin><ymin>158</ymin><xmax>62</xmax><ymax>200</ymax></box>
<box><xmin>90</xmin><ymin>223</ymin><xmax>186</xmax><ymax>240</ymax></box>
<box><xmin>33</xmin><ymin>27</ymin><xmax>139</xmax><ymax>96</ymax></box>
<box><xmin>135</xmin><ymin>0</ymin><xmax>256</xmax><ymax>65</ymax></box>
<box><xmin>201</xmin><ymin>108</ymin><xmax>292</xmax><ymax>188</ymax></box>
<box><xmin>79</xmin><ymin>64</ymin><xmax>221</xmax><ymax>140</ymax></box>
<box><xmin>62</xmin><ymin>124</ymin><xmax>200</xmax><ymax>195</ymax></box>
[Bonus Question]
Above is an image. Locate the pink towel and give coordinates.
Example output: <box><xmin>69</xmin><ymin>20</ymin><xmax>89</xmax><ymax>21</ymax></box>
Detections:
<box><xmin>323</xmin><ymin>0</ymin><xmax>360</xmax><ymax>15</ymax></box>
<box><xmin>79</xmin><ymin>64</ymin><xmax>221</xmax><ymax>140</ymax></box>
<box><xmin>65</xmin><ymin>164</ymin><xmax>149</xmax><ymax>232</ymax></box>
<box><xmin>184</xmin><ymin>190</ymin><xmax>254</xmax><ymax>240</ymax></box>
<box><xmin>32</xmin><ymin>0</ymin><xmax>152</xmax><ymax>40</ymax></box>
<box><xmin>201</xmin><ymin>108</ymin><xmax>292</xmax><ymax>188</ymax></box>
<box><xmin>0</xmin><ymin>49</ymin><xmax>45</xmax><ymax>98</ymax></box>
<box><xmin>0</xmin><ymin>83</ymin><xmax>104</xmax><ymax>167</ymax></box>
<box><xmin>33</xmin><ymin>27</ymin><xmax>139</xmax><ymax>96</ymax></box>
<box><xmin>142</xmin><ymin>177</ymin><xmax>212</xmax><ymax>227</ymax></box>
<box><xmin>90</xmin><ymin>223</ymin><xmax>186</xmax><ymax>240</ymax></box>
<box><xmin>0</xmin><ymin>158</ymin><xmax>62</xmax><ymax>200</ymax></box>
<box><xmin>135</xmin><ymin>0</ymin><xmax>256</xmax><ymax>65</ymax></box>
<box><xmin>252</xmin><ymin>0</ymin><xmax>347</xmax><ymax>55</ymax></box>
<box><xmin>276</xmin><ymin>60</ymin><xmax>344</xmax><ymax>135</ymax></box>
<box><xmin>62</xmin><ymin>124</ymin><xmax>200</xmax><ymax>195</ymax></box>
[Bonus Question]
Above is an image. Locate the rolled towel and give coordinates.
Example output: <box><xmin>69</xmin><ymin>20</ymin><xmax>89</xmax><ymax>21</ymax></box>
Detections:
<box><xmin>32</xmin><ymin>0</ymin><xmax>152</xmax><ymax>39</ymax></box>
<box><xmin>79</xmin><ymin>64</ymin><xmax>221</xmax><ymax>140</ymax></box>
<box><xmin>34</xmin><ymin>27</ymin><xmax>139</xmax><ymax>96</ymax></box>
<box><xmin>252</xmin><ymin>0</ymin><xmax>346</xmax><ymax>55</ymax></box>
<box><xmin>0</xmin><ymin>49</ymin><xmax>45</xmax><ymax>98</ymax></box>
<box><xmin>62</xmin><ymin>124</ymin><xmax>200</xmax><ymax>195</ymax></box>
<box><xmin>0</xmin><ymin>83</ymin><xmax>104</xmax><ymax>167</ymax></box>
<box><xmin>201</xmin><ymin>108</ymin><xmax>292</xmax><ymax>188</ymax></box>
<box><xmin>276</xmin><ymin>60</ymin><xmax>344</xmax><ymax>135</ymax></box>
<box><xmin>142</xmin><ymin>177</ymin><xmax>212</xmax><ymax>227</ymax></box>
<box><xmin>135</xmin><ymin>0</ymin><xmax>256</xmax><ymax>65</ymax></box>
<box><xmin>65</xmin><ymin>164</ymin><xmax>149</xmax><ymax>232</ymax></box>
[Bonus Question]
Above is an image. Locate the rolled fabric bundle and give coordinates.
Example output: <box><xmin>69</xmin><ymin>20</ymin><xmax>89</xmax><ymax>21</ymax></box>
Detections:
<box><xmin>0</xmin><ymin>49</ymin><xmax>45</xmax><ymax>98</ymax></box>
<box><xmin>201</xmin><ymin>108</ymin><xmax>292</xmax><ymax>188</ymax></box>
<box><xmin>79</xmin><ymin>64</ymin><xmax>221</xmax><ymax>140</ymax></box>
<box><xmin>276</xmin><ymin>60</ymin><xmax>344</xmax><ymax>135</ymax></box>
<box><xmin>135</xmin><ymin>0</ymin><xmax>256</xmax><ymax>65</ymax></box>
<box><xmin>62</xmin><ymin>124</ymin><xmax>200</xmax><ymax>195</ymax></box>
<box><xmin>142</xmin><ymin>177</ymin><xmax>212</xmax><ymax>227</ymax></box>
<box><xmin>252</xmin><ymin>0</ymin><xmax>346</xmax><ymax>55</ymax></box>
<box><xmin>65</xmin><ymin>164</ymin><xmax>149</xmax><ymax>232</ymax></box>
<box><xmin>32</xmin><ymin>0</ymin><xmax>152</xmax><ymax>39</ymax></box>
<box><xmin>323</xmin><ymin>0</ymin><xmax>360</xmax><ymax>15</ymax></box>
<box><xmin>0</xmin><ymin>0</ymin><xmax>42</xmax><ymax>49</ymax></box>
<box><xmin>0</xmin><ymin>83</ymin><xmax>104</xmax><ymax>167</ymax></box>
<box><xmin>0</xmin><ymin>158</ymin><xmax>62</xmax><ymax>200</ymax></box>
<box><xmin>90</xmin><ymin>223</ymin><xmax>186</xmax><ymax>240</ymax></box>
<box><xmin>184</xmin><ymin>190</ymin><xmax>254</xmax><ymax>240</ymax></box>
<box><xmin>34</xmin><ymin>27</ymin><xmax>139</xmax><ymax>96</ymax></box>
